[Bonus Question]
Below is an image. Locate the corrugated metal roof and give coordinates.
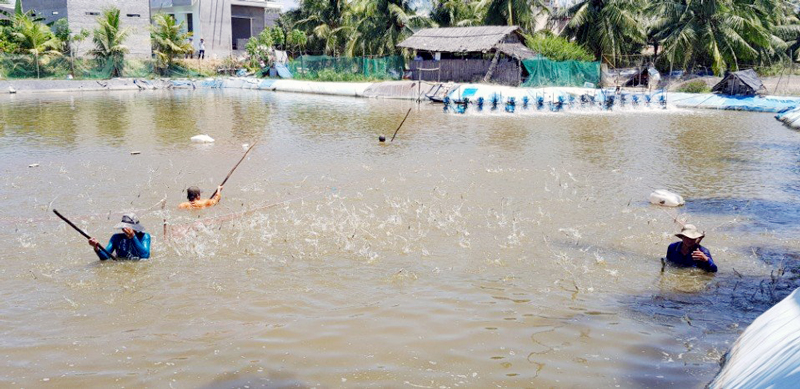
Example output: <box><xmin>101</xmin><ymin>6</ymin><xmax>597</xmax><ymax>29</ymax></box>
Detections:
<box><xmin>397</xmin><ymin>26</ymin><xmax>521</xmax><ymax>53</ymax></box>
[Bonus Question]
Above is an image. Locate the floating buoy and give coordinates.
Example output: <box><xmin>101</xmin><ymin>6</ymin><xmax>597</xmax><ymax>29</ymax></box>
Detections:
<box><xmin>378</xmin><ymin>135</ymin><xmax>386</xmax><ymax>143</ymax></box>
<box><xmin>28</xmin><ymin>163</ymin><xmax>39</xmax><ymax>168</ymax></box>
<box><xmin>242</xmin><ymin>143</ymin><xmax>249</xmax><ymax>150</ymax></box>
<box><xmin>191</xmin><ymin>134</ymin><xmax>215</xmax><ymax>143</ymax></box>
<box><xmin>649</xmin><ymin>189</ymin><xmax>685</xmax><ymax>207</ymax></box>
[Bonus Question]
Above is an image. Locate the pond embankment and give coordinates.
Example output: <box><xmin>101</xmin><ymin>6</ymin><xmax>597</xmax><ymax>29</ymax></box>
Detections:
<box><xmin>5</xmin><ymin>77</ymin><xmax>800</xmax><ymax>114</ymax></box>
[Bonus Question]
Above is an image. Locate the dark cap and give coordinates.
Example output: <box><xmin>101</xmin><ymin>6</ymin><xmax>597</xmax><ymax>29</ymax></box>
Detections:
<box><xmin>187</xmin><ymin>186</ymin><xmax>202</xmax><ymax>200</ymax></box>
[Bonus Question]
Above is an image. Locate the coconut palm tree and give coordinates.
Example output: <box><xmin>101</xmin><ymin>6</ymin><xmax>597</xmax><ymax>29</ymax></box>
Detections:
<box><xmin>649</xmin><ymin>0</ymin><xmax>784</xmax><ymax>75</ymax></box>
<box><xmin>481</xmin><ymin>0</ymin><xmax>549</xmax><ymax>32</ymax></box>
<box><xmin>430</xmin><ymin>0</ymin><xmax>486</xmax><ymax>27</ymax></box>
<box><xmin>151</xmin><ymin>13</ymin><xmax>192</xmax><ymax>75</ymax></box>
<box><xmin>10</xmin><ymin>14</ymin><xmax>61</xmax><ymax>78</ymax></box>
<box><xmin>89</xmin><ymin>8</ymin><xmax>129</xmax><ymax>78</ymax></box>
<box><xmin>290</xmin><ymin>0</ymin><xmax>350</xmax><ymax>55</ymax></box>
<box><xmin>554</xmin><ymin>0</ymin><xmax>645</xmax><ymax>66</ymax></box>
<box><xmin>343</xmin><ymin>0</ymin><xmax>430</xmax><ymax>56</ymax></box>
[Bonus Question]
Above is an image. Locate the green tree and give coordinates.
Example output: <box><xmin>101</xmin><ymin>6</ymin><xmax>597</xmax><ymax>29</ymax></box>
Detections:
<box><xmin>343</xmin><ymin>0</ymin><xmax>430</xmax><ymax>56</ymax></box>
<box><xmin>151</xmin><ymin>13</ymin><xmax>192</xmax><ymax>75</ymax></box>
<box><xmin>286</xmin><ymin>29</ymin><xmax>307</xmax><ymax>57</ymax></box>
<box><xmin>89</xmin><ymin>8</ymin><xmax>129</xmax><ymax>78</ymax></box>
<box><xmin>554</xmin><ymin>0</ymin><xmax>645</xmax><ymax>66</ymax></box>
<box><xmin>287</xmin><ymin>0</ymin><xmax>350</xmax><ymax>55</ymax></box>
<box><xmin>524</xmin><ymin>31</ymin><xmax>594</xmax><ymax>62</ymax></box>
<box><xmin>649</xmin><ymin>0</ymin><xmax>790</xmax><ymax>75</ymax></box>
<box><xmin>430</xmin><ymin>0</ymin><xmax>486</xmax><ymax>27</ymax></box>
<box><xmin>482</xmin><ymin>0</ymin><xmax>549</xmax><ymax>33</ymax></box>
<box><xmin>270</xmin><ymin>26</ymin><xmax>285</xmax><ymax>49</ymax></box>
<box><xmin>10</xmin><ymin>14</ymin><xmax>61</xmax><ymax>78</ymax></box>
<box><xmin>245</xmin><ymin>28</ymin><xmax>274</xmax><ymax>68</ymax></box>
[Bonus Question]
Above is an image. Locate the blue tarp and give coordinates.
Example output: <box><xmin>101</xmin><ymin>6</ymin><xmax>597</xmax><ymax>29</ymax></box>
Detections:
<box><xmin>275</xmin><ymin>63</ymin><xmax>292</xmax><ymax>79</ymax></box>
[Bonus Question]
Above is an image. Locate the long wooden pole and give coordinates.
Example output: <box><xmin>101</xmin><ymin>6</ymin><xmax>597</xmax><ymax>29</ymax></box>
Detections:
<box><xmin>209</xmin><ymin>140</ymin><xmax>258</xmax><ymax>199</ymax></box>
<box><xmin>390</xmin><ymin>108</ymin><xmax>412</xmax><ymax>142</ymax></box>
<box><xmin>53</xmin><ymin>209</ymin><xmax>117</xmax><ymax>260</ymax></box>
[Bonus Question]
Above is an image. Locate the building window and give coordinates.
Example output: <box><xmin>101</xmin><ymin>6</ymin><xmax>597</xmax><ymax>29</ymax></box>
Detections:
<box><xmin>186</xmin><ymin>13</ymin><xmax>193</xmax><ymax>33</ymax></box>
<box><xmin>86</xmin><ymin>12</ymin><xmax>100</xmax><ymax>16</ymax></box>
<box><xmin>126</xmin><ymin>14</ymin><xmax>141</xmax><ymax>18</ymax></box>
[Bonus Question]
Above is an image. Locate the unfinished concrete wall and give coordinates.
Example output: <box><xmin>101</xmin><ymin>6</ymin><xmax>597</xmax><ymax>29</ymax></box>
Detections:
<box><xmin>67</xmin><ymin>0</ymin><xmax>152</xmax><ymax>59</ymax></box>
<box><xmin>196</xmin><ymin>0</ymin><xmax>232</xmax><ymax>58</ymax></box>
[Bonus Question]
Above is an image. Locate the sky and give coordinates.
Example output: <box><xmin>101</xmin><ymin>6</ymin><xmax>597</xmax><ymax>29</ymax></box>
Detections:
<box><xmin>275</xmin><ymin>0</ymin><xmax>298</xmax><ymax>11</ymax></box>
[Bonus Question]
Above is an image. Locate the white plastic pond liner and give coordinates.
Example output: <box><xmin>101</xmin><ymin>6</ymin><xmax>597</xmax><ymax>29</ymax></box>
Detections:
<box><xmin>710</xmin><ymin>288</ymin><xmax>800</xmax><ymax>388</ymax></box>
<box><xmin>649</xmin><ymin>189</ymin><xmax>685</xmax><ymax>207</ymax></box>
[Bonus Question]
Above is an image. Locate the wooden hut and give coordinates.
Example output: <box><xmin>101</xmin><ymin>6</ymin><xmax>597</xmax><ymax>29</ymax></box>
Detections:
<box><xmin>397</xmin><ymin>26</ymin><xmax>537</xmax><ymax>86</ymax></box>
<box><xmin>712</xmin><ymin>69</ymin><xmax>767</xmax><ymax>96</ymax></box>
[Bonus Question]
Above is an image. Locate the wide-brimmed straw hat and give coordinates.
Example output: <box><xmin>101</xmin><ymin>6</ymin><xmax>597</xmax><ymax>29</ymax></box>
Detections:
<box><xmin>675</xmin><ymin>224</ymin><xmax>704</xmax><ymax>240</ymax></box>
<box><xmin>114</xmin><ymin>213</ymin><xmax>145</xmax><ymax>232</ymax></box>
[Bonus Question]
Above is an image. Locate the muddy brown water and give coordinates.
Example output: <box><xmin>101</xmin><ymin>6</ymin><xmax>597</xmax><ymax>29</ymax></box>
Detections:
<box><xmin>1</xmin><ymin>89</ymin><xmax>799</xmax><ymax>388</ymax></box>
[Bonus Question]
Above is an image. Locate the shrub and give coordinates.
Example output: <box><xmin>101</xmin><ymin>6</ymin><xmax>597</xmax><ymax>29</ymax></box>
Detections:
<box><xmin>676</xmin><ymin>79</ymin><xmax>711</xmax><ymax>93</ymax></box>
<box><xmin>524</xmin><ymin>32</ymin><xmax>595</xmax><ymax>62</ymax></box>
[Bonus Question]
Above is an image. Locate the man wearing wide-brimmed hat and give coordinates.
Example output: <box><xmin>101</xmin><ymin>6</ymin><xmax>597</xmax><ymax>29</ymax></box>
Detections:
<box><xmin>88</xmin><ymin>213</ymin><xmax>151</xmax><ymax>260</ymax></box>
<box><xmin>665</xmin><ymin>224</ymin><xmax>717</xmax><ymax>272</ymax></box>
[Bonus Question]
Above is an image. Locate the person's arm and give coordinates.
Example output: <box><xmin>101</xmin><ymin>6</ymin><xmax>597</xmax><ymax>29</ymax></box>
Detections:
<box><xmin>208</xmin><ymin>185</ymin><xmax>223</xmax><ymax>206</ymax></box>
<box><xmin>692</xmin><ymin>247</ymin><xmax>717</xmax><ymax>273</ymax></box>
<box><xmin>698</xmin><ymin>247</ymin><xmax>717</xmax><ymax>272</ymax></box>
<box><xmin>91</xmin><ymin>236</ymin><xmax>116</xmax><ymax>261</ymax></box>
<box><xmin>130</xmin><ymin>233</ymin><xmax>151</xmax><ymax>259</ymax></box>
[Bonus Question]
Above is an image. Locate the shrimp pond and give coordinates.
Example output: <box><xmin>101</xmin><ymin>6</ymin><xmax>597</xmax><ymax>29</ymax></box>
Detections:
<box><xmin>1</xmin><ymin>89</ymin><xmax>800</xmax><ymax>387</ymax></box>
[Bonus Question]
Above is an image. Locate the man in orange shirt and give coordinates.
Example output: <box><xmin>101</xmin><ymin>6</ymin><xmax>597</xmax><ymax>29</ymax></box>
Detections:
<box><xmin>178</xmin><ymin>185</ymin><xmax>223</xmax><ymax>210</ymax></box>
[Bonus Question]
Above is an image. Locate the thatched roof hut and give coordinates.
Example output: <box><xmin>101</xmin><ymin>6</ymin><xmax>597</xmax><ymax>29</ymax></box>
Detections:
<box><xmin>397</xmin><ymin>26</ymin><xmax>535</xmax><ymax>59</ymax></box>
<box><xmin>712</xmin><ymin>69</ymin><xmax>767</xmax><ymax>96</ymax></box>
<box><xmin>397</xmin><ymin>26</ymin><xmax>536</xmax><ymax>85</ymax></box>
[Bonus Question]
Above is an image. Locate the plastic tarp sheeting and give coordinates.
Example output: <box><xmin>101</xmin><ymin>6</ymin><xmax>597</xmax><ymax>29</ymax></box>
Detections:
<box><xmin>274</xmin><ymin>63</ymin><xmax>293</xmax><ymax>79</ymax></box>
<box><xmin>674</xmin><ymin>94</ymin><xmax>800</xmax><ymax>113</ymax></box>
<box><xmin>288</xmin><ymin>56</ymin><xmax>404</xmax><ymax>81</ymax></box>
<box><xmin>522</xmin><ymin>56</ymin><xmax>601</xmax><ymax>88</ymax></box>
<box><xmin>270</xmin><ymin>80</ymin><xmax>372</xmax><ymax>97</ymax></box>
<box><xmin>710</xmin><ymin>288</ymin><xmax>800</xmax><ymax>388</ymax></box>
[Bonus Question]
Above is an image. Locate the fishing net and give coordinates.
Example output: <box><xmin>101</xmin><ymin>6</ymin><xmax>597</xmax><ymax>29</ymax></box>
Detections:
<box><xmin>288</xmin><ymin>55</ymin><xmax>404</xmax><ymax>81</ymax></box>
<box><xmin>522</xmin><ymin>56</ymin><xmax>601</xmax><ymax>88</ymax></box>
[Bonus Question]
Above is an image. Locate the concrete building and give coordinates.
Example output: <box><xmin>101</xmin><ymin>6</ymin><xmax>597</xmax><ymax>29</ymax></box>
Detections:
<box><xmin>19</xmin><ymin>0</ymin><xmax>281</xmax><ymax>59</ymax></box>
<box><xmin>21</xmin><ymin>0</ymin><xmax>152</xmax><ymax>58</ymax></box>
<box><xmin>150</xmin><ymin>0</ymin><xmax>281</xmax><ymax>57</ymax></box>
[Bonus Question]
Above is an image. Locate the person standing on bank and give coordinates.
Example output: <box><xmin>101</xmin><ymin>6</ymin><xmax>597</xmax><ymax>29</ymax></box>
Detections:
<box><xmin>178</xmin><ymin>185</ymin><xmax>223</xmax><ymax>210</ymax></box>
<box><xmin>198</xmin><ymin>38</ymin><xmax>206</xmax><ymax>59</ymax></box>
<box><xmin>88</xmin><ymin>214</ymin><xmax>151</xmax><ymax>260</ymax></box>
<box><xmin>665</xmin><ymin>224</ymin><xmax>717</xmax><ymax>272</ymax></box>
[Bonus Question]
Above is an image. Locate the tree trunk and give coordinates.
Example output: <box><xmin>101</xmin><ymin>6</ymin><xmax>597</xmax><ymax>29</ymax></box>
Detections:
<box><xmin>483</xmin><ymin>51</ymin><xmax>500</xmax><ymax>83</ymax></box>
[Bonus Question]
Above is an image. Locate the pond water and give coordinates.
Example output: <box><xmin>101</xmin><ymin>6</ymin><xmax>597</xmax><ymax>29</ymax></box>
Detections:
<box><xmin>1</xmin><ymin>89</ymin><xmax>799</xmax><ymax>388</ymax></box>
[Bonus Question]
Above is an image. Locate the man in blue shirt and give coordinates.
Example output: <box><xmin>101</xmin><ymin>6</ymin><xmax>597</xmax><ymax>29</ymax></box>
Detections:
<box><xmin>88</xmin><ymin>214</ymin><xmax>151</xmax><ymax>260</ymax></box>
<box><xmin>665</xmin><ymin>224</ymin><xmax>717</xmax><ymax>272</ymax></box>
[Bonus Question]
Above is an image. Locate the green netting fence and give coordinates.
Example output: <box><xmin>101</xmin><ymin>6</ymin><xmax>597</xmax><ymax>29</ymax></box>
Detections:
<box><xmin>0</xmin><ymin>54</ymin><xmax>208</xmax><ymax>79</ymax></box>
<box><xmin>288</xmin><ymin>55</ymin><xmax>404</xmax><ymax>81</ymax></box>
<box><xmin>522</xmin><ymin>56</ymin><xmax>601</xmax><ymax>88</ymax></box>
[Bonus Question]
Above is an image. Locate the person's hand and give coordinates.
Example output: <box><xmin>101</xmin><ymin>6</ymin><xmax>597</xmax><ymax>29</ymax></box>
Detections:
<box><xmin>88</xmin><ymin>237</ymin><xmax>100</xmax><ymax>250</ymax></box>
<box><xmin>122</xmin><ymin>227</ymin><xmax>135</xmax><ymax>239</ymax></box>
<box><xmin>692</xmin><ymin>249</ymin><xmax>709</xmax><ymax>262</ymax></box>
